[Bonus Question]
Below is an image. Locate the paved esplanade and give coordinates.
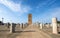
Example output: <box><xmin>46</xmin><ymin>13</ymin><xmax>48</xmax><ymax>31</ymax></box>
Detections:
<box><xmin>16</xmin><ymin>25</ymin><xmax>51</xmax><ymax>38</ymax></box>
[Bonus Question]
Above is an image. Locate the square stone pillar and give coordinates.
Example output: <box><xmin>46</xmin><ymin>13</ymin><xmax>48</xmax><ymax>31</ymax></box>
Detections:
<box><xmin>24</xmin><ymin>23</ymin><xmax>28</xmax><ymax>28</ymax></box>
<box><xmin>10</xmin><ymin>23</ymin><xmax>16</xmax><ymax>33</ymax></box>
<box><xmin>20</xmin><ymin>23</ymin><xmax>22</xmax><ymax>30</ymax></box>
<box><xmin>23</xmin><ymin>24</ymin><xmax>24</xmax><ymax>28</ymax></box>
<box><xmin>40</xmin><ymin>23</ymin><xmax>43</xmax><ymax>29</ymax></box>
<box><xmin>28</xmin><ymin>14</ymin><xmax>32</xmax><ymax>25</ymax></box>
<box><xmin>19</xmin><ymin>24</ymin><xmax>21</xmax><ymax>28</ymax></box>
<box><xmin>52</xmin><ymin>18</ymin><xmax>58</xmax><ymax>34</ymax></box>
<box><xmin>22</xmin><ymin>23</ymin><xmax>23</xmax><ymax>29</ymax></box>
<box><xmin>7</xmin><ymin>23</ymin><xmax>10</xmax><ymax>28</ymax></box>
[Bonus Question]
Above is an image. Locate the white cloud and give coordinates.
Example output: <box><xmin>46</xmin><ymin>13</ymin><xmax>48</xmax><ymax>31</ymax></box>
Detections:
<box><xmin>44</xmin><ymin>7</ymin><xmax>60</xmax><ymax>17</ymax></box>
<box><xmin>49</xmin><ymin>8</ymin><xmax>60</xmax><ymax>19</ymax></box>
<box><xmin>36</xmin><ymin>0</ymin><xmax>56</xmax><ymax>8</ymax></box>
<box><xmin>36</xmin><ymin>0</ymin><xmax>50</xmax><ymax>8</ymax></box>
<box><xmin>0</xmin><ymin>0</ymin><xmax>31</xmax><ymax>13</ymax></box>
<box><xmin>37</xmin><ymin>7</ymin><xmax>60</xmax><ymax>23</ymax></box>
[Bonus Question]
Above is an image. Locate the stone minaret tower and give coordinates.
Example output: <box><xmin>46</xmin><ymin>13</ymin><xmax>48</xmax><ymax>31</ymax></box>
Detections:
<box><xmin>28</xmin><ymin>14</ymin><xmax>32</xmax><ymax>25</ymax></box>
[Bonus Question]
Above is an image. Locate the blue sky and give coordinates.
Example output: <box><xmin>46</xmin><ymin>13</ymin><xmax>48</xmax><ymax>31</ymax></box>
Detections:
<box><xmin>0</xmin><ymin>0</ymin><xmax>60</xmax><ymax>23</ymax></box>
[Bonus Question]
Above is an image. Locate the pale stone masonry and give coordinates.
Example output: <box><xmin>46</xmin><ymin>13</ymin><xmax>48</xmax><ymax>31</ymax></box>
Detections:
<box><xmin>40</xmin><ymin>23</ymin><xmax>43</xmax><ymax>29</ymax></box>
<box><xmin>52</xmin><ymin>18</ymin><xmax>58</xmax><ymax>34</ymax></box>
<box><xmin>10</xmin><ymin>23</ymin><xmax>16</xmax><ymax>33</ymax></box>
<box><xmin>10</xmin><ymin>23</ymin><xmax>13</xmax><ymax>33</ymax></box>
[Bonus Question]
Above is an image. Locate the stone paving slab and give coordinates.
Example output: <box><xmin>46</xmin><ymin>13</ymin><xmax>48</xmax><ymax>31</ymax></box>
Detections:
<box><xmin>16</xmin><ymin>25</ymin><xmax>52</xmax><ymax>38</ymax></box>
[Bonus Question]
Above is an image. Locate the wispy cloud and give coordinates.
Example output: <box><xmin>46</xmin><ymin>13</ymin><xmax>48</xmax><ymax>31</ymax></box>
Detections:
<box><xmin>41</xmin><ymin>7</ymin><xmax>60</xmax><ymax>23</ymax></box>
<box><xmin>50</xmin><ymin>7</ymin><xmax>60</xmax><ymax>18</ymax></box>
<box><xmin>36</xmin><ymin>0</ymin><xmax>57</xmax><ymax>8</ymax></box>
<box><xmin>0</xmin><ymin>0</ymin><xmax>31</xmax><ymax>13</ymax></box>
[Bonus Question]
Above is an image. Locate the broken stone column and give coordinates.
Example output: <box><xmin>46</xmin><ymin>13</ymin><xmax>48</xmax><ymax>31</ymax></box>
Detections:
<box><xmin>24</xmin><ymin>23</ymin><xmax>27</xmax><ymax>28</ymax></box>
<box><xmin>22</xmin><ymin>23</ymin><xmax>23</xmax><ymax>29</ymax></box>
<box><xmin>50</xmin><ymin>24</ymin><xmax>52</xmax><ymax>28</ymax></box>
<box><xmin>19</xmin><ymin>24</ymin><xmax>21</xmax><ymax>28</ymax></box>
<box><xmin>40</xmin><ymin>23</ymin><xmax>43</xmax><ymax>29</ymax></box>
<box><xmin>20</xmin><ymin>23</ymin><xmax>22</xmax><ymax>29</ymax></box>
<box><xmin>52</xmin><ymin>18</ymin><xmax>58</xmax><ymax>34</ymax></box>
<box><xmin>23</xmin><ymin>23</ymin><xmax>25</xmax><ymax>28</ymax></box>
<box><xmin>43</xmin><ymin>24</ymin><xmax>45</xmax><ymax>27</ymax></box>
<box><xmin>10</xmin><ymin>23</ymin><xmax>16</xmax><ymax>33</ymax></box>
<box><xmin>48</xmin><ymin>23</ymin><xmax>50</xmax><ymax>28</ymax></box>
<box><xmin>7</xmin><ymin>23</ymin><xmax>10</xmax><ymax>28</ymax></box>
<box><xmin>38</xmin><ymin>23</ymin><xmax>40</xmax><ymax>28</ymax></box>
<box><xmin>25</xmin><ymin>23</ymin><xmax>28</xmax><ymax>27</ymax></box>
<box><xmin>46</xmin><ymin>23</ymin><xmax>50</xmax><ymax>28</ymax></box>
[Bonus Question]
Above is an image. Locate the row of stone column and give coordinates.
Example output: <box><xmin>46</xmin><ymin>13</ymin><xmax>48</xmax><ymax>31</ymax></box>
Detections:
<box><xmin>9</xmin><ymin>23</ymin><xmax>28</xmax><ymax>33</ymax></box>
<box><xmin>4</xmin><ymin>17</ymin><xmax>59</xmax><ymax>34</ymax></box>
<box><xmin>39</xmin><ymin>18</ymin><xmax>59</xmax><ymax>34</ymax></box>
